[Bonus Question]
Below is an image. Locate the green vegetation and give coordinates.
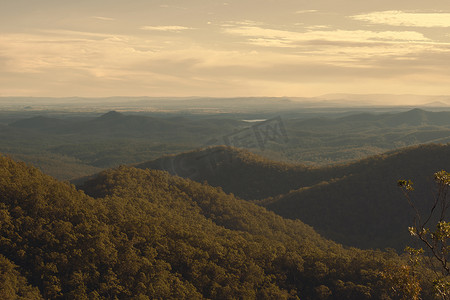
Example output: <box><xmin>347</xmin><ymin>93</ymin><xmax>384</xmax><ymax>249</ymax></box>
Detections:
<box><xmin>282</xmin><ymin>109</ymin><xmax>450</xmax><ymax>165</ymax></box>
<box><xmin>264</xmin><ymin>144</ymin><xmax>450</xmax><ymax>250</ymax></box>
<box><xmin>0</xmin><ymin>155</ymin><xmax>436</xmax><ymax>299</ymax></box>
<box><xmin>2</xmin><ymin>108</ymin><xmax>450</xmax><ymax>181</ymax></box>
<box><xmin>1</xmin><ymin>111</ymin><xmax>245</xmax><ymax>180</ymax></box>
<box><xmin>0</xmin><ymin>255</ymin><xmax>42</xmax><ymax>299</ymax></box>
<box><xmin>2</xmin><ymin>106</ymin><xmax>450</xmax><ymax>298</ymax></box>
<box><xmin>399</xmin><ymin>171</ymin><xmax>450</xmax><ymax>298</ymax></box>
<box><xmin>140</xmin><ymin>143</ymin><xmax>450</xmax><ymax>251</ymax></box>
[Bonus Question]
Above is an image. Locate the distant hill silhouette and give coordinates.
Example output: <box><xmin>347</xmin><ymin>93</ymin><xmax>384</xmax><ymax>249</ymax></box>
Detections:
<box><xmin>96</xmin><ymin>110</ymin><xmax>125</xmax><ymax>120</ymax></box>
<box><xmin>8</xmin><ymin>111</ymin><xmax>244</xmax><ymax>139</ymax></box>
<box><xmin>13</xmin><ymin>108</ymin><xmax>450</xmax><ymax>138</ymax></box>
<box><xmin>423</xmin><ymin>101</ymin><xmax>450</xmax><ymax>107</ymax></box>
<box><xmin>292</xmin><ymin>108</ymin><xmax>450</xmax><ymax>128</ymax></box>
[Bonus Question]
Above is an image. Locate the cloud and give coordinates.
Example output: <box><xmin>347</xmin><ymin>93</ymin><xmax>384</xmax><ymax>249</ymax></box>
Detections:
<box><xmin>221</xmin><ymin>23</ymin><xmax>450</xmax><ymax>71</ymax></box>
<box><xmin>38</xmin><ymin>29</ymin><xmax>121</xmax><ymax>40</ymax></box>
<box><xmin>247</xmin><ymin>38</ymin><xmax>294</xmax><ymax>48</ymax></box>
<box><xmin>305</xmin><ymin>25</ymin><xmax>331</xmax><ymax>30</ymax></box>
<box><xmin>158</xmin><ymin>4</ymin><xmax>187</xmax><ymax>10</ymax></box>
<box><xmin>0</xmin><ymin>31</ymin><xmax>161</xmax><ymax>75</ymax></box>
<box><xmin>295</xmin><ymin>10</ymin><xmax>318</xmax><ymax>14</ymax></box>
<box><xmin>351</xmin><ymin>11</ymin><xmax>450</xmax><ymax>28</ymax></box>
<box><xmin>140</xmin><ymin>26</ymin><xmax>193</xmax><ymax>32</ymax></box>
<box><xmin>224</xmin><ymin>25</ymin><xmax>430</xmax><ymax>47</ymax></box>
<box><xmin>2</xmin><ymin>15</ymin><xmax>450</xmax><ymax>97</ymax></box>
<box><xmin>223</xmin><ymin>20</ymin><xmax>264</xmax><ymax>26</ymax></box>
<box><xmin>93</xmin><ymin>16</ymin><xmax>115</xmax><ymax>21</ymax></box>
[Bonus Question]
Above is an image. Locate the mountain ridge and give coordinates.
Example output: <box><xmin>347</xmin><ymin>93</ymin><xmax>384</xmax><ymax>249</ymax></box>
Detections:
<box><xmin>1</xmin><ymin>154</ymin><xmax>427</xmax><ymax>299</ymax></box>
<box><xmin>135</xmin><ymin>143</ymin><xmax>450</xmax><ymax>250</ymax></box>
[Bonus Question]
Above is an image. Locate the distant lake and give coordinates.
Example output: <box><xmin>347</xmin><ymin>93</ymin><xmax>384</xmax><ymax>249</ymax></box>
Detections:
<box><xmin>242</xmin><ymin>119</ymin><xmax>267</xmax><ymax>123</ymax></box>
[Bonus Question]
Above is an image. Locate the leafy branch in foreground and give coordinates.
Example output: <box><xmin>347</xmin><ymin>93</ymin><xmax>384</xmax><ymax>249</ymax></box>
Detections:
<box><xmin>398</xmin><ymin>171</ymin><xmax>450</xmax><ymax>299</ymax></box>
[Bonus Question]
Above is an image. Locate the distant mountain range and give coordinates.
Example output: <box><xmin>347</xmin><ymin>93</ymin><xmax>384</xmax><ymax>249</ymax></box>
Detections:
<box><xmin>9</xmin><ymin>110</ymin><xmax>244</xmax><ymax>139</ymax></box>
<box><xmin>316</xmin><ymin>94</ymin><xmax>450</xmax><ymax>107</ymax></box>
<box><xmin>2</xmin><ymin>95</ymin><xmax>450</xmax><ymax>114</ymax></box>
<box><xmin>5</xmin><ymin>108</ymin><xmax>450</xmax><ymax>181</ymax></box>
<box><xmin>13</xmin><ymin>107</ymin><xmax>450</xmax><ymax>134</ymax></box>
<box><xmin>291</xmin><ymin>108</ymin><xmax>450</xmax><ymax>127</ymax></box>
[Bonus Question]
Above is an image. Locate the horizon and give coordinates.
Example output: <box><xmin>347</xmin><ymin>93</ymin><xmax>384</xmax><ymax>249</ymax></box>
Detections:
<box><xmin>2</xmin><ymin>93</ymin><xmax>450</xmax><ymax>108</ymax></box>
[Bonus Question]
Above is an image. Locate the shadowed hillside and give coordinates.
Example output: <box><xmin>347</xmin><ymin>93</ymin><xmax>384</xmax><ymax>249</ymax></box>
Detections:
<box><xmin>137</xmin><ymin>143</ymin><xmax>450</xmax><ymax>250</ymax></box>
<box><xmin>5</xmin><ymin>108</ymin><xmax>450</xmax><ymax>181</ymax></box>
<box><xmin>265</xmin><ymin>143</ymin><xmax>450</xmax><ymax>250</ymax></box>
<box><xmin>136</xmin><ymin>146</ymin><xmax>325</xmax><ymax>200</ymax></box>
<box><xmin>0</xmin><ymin>155</ymin><xmax>434</xmax><ymax>299</ymax></box>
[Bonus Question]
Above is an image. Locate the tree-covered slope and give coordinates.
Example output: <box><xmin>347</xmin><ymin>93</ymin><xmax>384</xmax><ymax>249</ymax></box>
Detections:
<box><xmin>136</xmin><ymin>146</ymin><xmax>333</xmax><ymax>200</ymax></box>
<box><xmin>8</xmin><ymin>111</ymin><xmax>244</xmax><ymax>139</ymax></box>
<box><xmin>283</xmin><ymin>109</ymin><xmax>450</xmax><ymax>164</ymax></box>
<box><xmin>264</xmin><ymin>143</ymin><xmax>450</xmax><ymax>250</ymax></box>
<box><xmin>0</xmin><ymin>254</ymin><xmax>42</xmax><ymax>299</ymax></box>
<box><xmin>138</xmin><ymin>144</ymin><xmax>450</xmax><ymax>251</ymax></box>
<box><xmin>5</xmin><ymin>108</ymin><xmax>450</xmax><ymax>181</ymax></box>
<box><xmin>0</xmin><ymin>155</ymin><xmax>428</xmax><ymax>299</ymax></box>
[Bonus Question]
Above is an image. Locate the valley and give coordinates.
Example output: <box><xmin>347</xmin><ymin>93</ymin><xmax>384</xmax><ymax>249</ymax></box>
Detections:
<box><xmin>1</xmin><ymin>99</ymin><xmax>450</xmax><ymax>299</ymax></box>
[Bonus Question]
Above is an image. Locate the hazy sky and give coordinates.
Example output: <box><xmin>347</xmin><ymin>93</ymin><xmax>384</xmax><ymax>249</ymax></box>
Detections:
<box><xmin>2</xmin><ymin>0</ymin><xmax>450</xmax><ymax>98</ymax></box>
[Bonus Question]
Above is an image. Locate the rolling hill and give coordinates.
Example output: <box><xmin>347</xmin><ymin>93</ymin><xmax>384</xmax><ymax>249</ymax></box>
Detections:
<box><xmin>137</xmin><ymin>143</ymin><xmax>450</xmax><ymax>251</ymax></box>
<box><xmin>8</xmin><ymin>110</ymin><xmax>245</xmax><ymax>139</ymax></box>
<box><xmin>4</xmin><ymin>108</ymin><xmax>450</xmax><ymax>181</ymax></box>
<box><xmin>136</xmin><ymin>146</ymin><xmax>324</xmax><ymax>200</ymax></box>
<box><xmin>0</xmin><ymin>155</ymin><xmax>428</xmax><ymax>299</ymax></box>
<box><xmin>264</xmin><ymin>143</ymin><xmax>450</xmax><ymax>250</ymax></box>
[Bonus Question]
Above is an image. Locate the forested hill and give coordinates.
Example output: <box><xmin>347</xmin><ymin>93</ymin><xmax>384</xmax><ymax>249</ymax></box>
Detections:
<box><xmin>137</xmin><ymin>143</ymin><xmax>450</xmax><ymax>199</ymax></box>
<box><xmin>265</xmin><ymin>143</ymin><xmax>450</xmax><ymax>250</ymax></box>
<box><xmin>135</xmin><ymin>145</ymin><xmax>370</xmax><ymax>200</ymax></box>
<box><xmin>293</xmin><ymin>108</ymin><xmax>450</xmax><ymax>128</ymax></box>
<box><xmin>137</xmin><ymin>143</ymin><xmax>450</xmax><ymax>250</ymax></box>
<box><xmin>0</xmin><ymin>155</ymin><xmax>432</xmax><ymax>299</ymax></box>
<box><xmin>8</xmin><ymin>111</ymin><xmax>243</xmax><ymax>139</ymax></box>
<box><xmin>136</xmin><ymin>146</ymin><xmax>326</xmax><ymax>200</ymax></box>
<box><xmin>5</xmin><ymin>108</ymin><xmax>450</xmax><ymax>181</ymax></box>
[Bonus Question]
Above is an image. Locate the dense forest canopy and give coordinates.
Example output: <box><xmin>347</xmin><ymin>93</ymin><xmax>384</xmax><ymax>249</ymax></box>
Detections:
<box><xmin>0</xmin><ymin>155</ymin><xmax>436</xmax><ymax>299</ymax></box>
<box><xmin>139</xmin><ymin>143</ymin><xmax>450</xmax><ymax>251</ymax></box>
<box><xmin>2</xmin><ymin>106</ymin><xmax>450</xmax><ymax>298</ymax></box>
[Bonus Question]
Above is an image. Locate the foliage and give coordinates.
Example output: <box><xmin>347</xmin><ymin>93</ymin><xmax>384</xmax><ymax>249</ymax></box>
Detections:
<box><xmin>262</xmin><ymin>144</ymin><xmax>450</xmax><ymax>250</ymax></box>
<box><xmin>3</xmin><ymin>108</ymin><xmax>450</xmax><ymax>181</ymax></box>
<box><xmin>380</xmin><ymin>263</ymin><xmax>421</xmax><ymax>300</ymax></box>
<box><xmin>398</xmin><ymin>171</ymin><xmax>450</xmax><ymax>299</ymax></box>
<box><xmin>0</xmin><ymin>155</ymin><xmax>431</xmax><ymax>299</ymax></box>
<box><xmin>0</xmin><ymin>254</ymin><xmax>43</xmax><ymax>299</ymax></box>
<box><xmin>142</xmin><ymin>143</ymin><xmax>450</xmax><ymax>251</ymax></box>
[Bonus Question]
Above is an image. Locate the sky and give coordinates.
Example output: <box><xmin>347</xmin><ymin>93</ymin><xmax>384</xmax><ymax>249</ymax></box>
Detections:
<box><xmin>1</xmin><ymin>0</ymin><xmax>450</xmax><ymax>98</ymax></box>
